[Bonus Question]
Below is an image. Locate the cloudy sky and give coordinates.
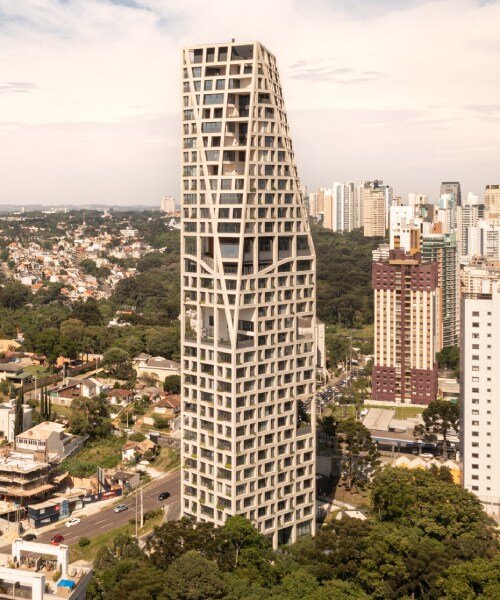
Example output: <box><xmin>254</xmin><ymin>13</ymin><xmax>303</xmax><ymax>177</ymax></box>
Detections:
<box><xmin>1</xmin><ymin>0</ymin><xmax>499</xmax><ymax>206</ymax></box>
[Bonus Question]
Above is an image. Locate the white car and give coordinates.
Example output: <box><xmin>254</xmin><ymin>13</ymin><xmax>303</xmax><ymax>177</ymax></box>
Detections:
<box><xmin>65</xmin><ymin>517</ymin><xmax>81</xmax><ymax>528</ymax></box>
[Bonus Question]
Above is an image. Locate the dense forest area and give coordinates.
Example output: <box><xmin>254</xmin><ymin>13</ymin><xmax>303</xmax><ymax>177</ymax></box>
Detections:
<box><xmin>88</xmin><ymin>466</ymin><xmax>499</xmax><ymax>600</ymax></box>
<box><xmin>312</xmin><ymin>225</ymin><xmax>382</xmax><ymax>327</ymax></box>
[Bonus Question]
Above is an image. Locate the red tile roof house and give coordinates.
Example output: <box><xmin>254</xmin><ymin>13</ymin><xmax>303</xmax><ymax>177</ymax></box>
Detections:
<box><xmin>153</xmin><ymin>394</ymin><xmax>181</xmax><ymax>419</ymax></box>
<box><xmin>107</xmin><ymin>389</ymin><xmax>134</xmax><ymax>407</ymax></box>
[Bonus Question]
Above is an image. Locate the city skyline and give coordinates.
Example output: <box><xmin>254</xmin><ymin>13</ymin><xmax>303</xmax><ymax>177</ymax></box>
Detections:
<box><xmin>1</xmin><ymin>0</ymin><xmax>500</xmax><ymax>205</ymax></box>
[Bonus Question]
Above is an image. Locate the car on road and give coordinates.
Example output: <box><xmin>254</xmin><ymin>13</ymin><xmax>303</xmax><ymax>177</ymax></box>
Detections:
<box><xmin>22</xmin><ymin>533</ymin><xmax>37</xmax><ymax>541</ymax></box>
<box><xmin>50</xmin><ymin>534</ymin><xmax>64</xmax><ymax>545</ymax></box>
<box><xmin>158</xmin><ymin>491</ymin><xmax>171</xmax><ymax>501</ymax></box>
<box><xmin>114</xmin><ymin>504</ymin><xmax>128</xmax><ymax>513</ymax></box>
<box><xmin>66</xmin><ymin>517</ymin><xmax>81</xmax><ymax>528</ymax></box>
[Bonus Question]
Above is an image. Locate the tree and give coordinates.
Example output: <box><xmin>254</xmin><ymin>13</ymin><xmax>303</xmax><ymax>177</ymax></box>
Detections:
<box><xmin>32</xmin><ymin>328</ymin><xmax>61</xmax><ymax>365</ymax></box>
<box><xmin>371</xmin><ymin>466</ymin><xmax>494</xmax><ymax>546</ymax></box>
<box><xmin>414</xmin><ymin>399</ymin><xmax>459</xmax><ymax>458</ymax></box>
<box><xmin>14</xmin><ymin>387</ymin><xmax>24</xmax><ymax>436</ymax></box>
<box><xmin>222</xmin><ymin>515</ymin><xmax>269</xmax><ymax>568</ymax></box>
<box><xmin>102</xmin><ymin>347</ymin><xmax>135</xmax><ymax>380</ymax></box>
<box><xmin>146</xmin><ymin>518</ymin><xmax>227</xmax><ymax>570</ymax></box>
<box><xmin>335</xmin><ymin>419</ymin><xmax>380</xmax><ymax>490</ymax></box>
<box><xmin>160</xmin><ymin>551</ymin><xmax>226</xmax><ymax>600</ymax></box>
<box><xmin>80</xmin><ymin>258</ymin><xmax>99</xmax><ymax>276</ymax></box>
<box><xmin>319</xmin><ymin>414</ymin><xmax>337</xmax><ymax>442</ymax></box>
<box><xmin>436</xmin><ymin>554</ymin><xmax>500</xmax><ymax>599</ymax></box>
<box><xmin>0</xmin><ymin>281</ymin><xmax>31</xmax><ymax>309</ymax></box>
<box><xmin>39</xmin><ymin>386</ymin><xmax>52</xmax><ymax>421</ymax></box>
<box><xmin>71</xmin><ymin>298</ymin><xmax>103</xmax><ymax>326</ymax></box>
<box><xmin>436</xmin><ymin>345</ymin><xmax>460</xmax><ymax>377</ymax></box>
<box><xmin>163</xmin><ymin>374</ymin><xmax>181</xmax><ymax>394</ymax></box>
<box><xmin>146</xmin><ymin>326</ymin><xmax>180</xmax><ymax>359</ymax></box>
<box><xmin>68</xmin><ymin>394</ymin><xmax>111</xmax><ymax>438</ymax></box>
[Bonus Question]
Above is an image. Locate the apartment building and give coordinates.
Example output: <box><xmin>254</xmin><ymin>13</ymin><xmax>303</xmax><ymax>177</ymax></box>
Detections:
<box><xmin>180</xmin><ymin>41</ymin><xmax>316</xmax><ymax>546</ymax></box>
<box><xmin>440</xmin><ymin>181</ymin><xmax>462</xmax><ymax>207</ymax></box>
<box><xmin>421</xmin><ymin>232</ymin><xmax>459</xmax><ymax>348</ymax></box>
<box><xmin>461</xmin><ymin>282</ymin><xmax>500</xmax><ymax>517</ymax></box>
<box><xmin>461</xmin><ymin>261</ymin><xmax>500</xmax><ymax>296</ymax></box>
<box><xmin>389</xmin><ymin>205</ymin><xmax>421</xmax><ymax>254</ymax></box>
<box><xmin>372</xmin><ymin>249</ymin><xmax>439</xmax><ymax>404</ymax></box>
<box><xmin>160</xmin><ymin>196</ymin><xmax>176</xmax><ymax>213</ymax></box>
<box><xmin>484</xmin><ymin>184</ymin><xmax>500</xmax><ymax>219</ymax></box>
<box><xmin>360</xmin><ymin>180</ymin><xmax>391</xmax><ymax>237</ymax></box>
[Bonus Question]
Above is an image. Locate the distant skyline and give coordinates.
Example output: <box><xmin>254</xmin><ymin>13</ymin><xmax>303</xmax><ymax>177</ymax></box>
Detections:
<box><xmin>1</xmin><ymin>0</ymin><xmax>499</xmax><ymax>205</ymax></box>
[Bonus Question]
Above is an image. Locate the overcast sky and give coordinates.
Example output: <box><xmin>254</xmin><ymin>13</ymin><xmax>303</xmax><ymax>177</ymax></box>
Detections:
<box><xmin>1</xmin><ymin>0</ymin><xmax>499</xmax><ymax>206</ymax></box>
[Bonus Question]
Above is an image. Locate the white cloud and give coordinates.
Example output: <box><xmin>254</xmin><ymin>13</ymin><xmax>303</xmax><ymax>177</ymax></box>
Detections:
<box><xmin>0</xmin><ymin>0</ymin><xmax>499</xmax><ymax>204</ymax></box>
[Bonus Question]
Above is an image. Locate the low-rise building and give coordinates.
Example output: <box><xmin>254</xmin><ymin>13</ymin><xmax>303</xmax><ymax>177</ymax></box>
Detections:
<box><xmin>107</xmin><ymin>389</ymin><xmax>134</xmax><ymax>407</ymax></box>
<box><xmin>133</xmin><ymin>354</ymin><xmax>180</xmax><ymax>382</ymax></box>
<box><xmin>0</xmin><ymin>449</ymin><xmax>64</xmax><ymax>505</ymax></box>
<box><xmin>0</xmin><ymin>399</ymin><xmax>32</xmax><ymax>442</ymax></box>
<box><xmin>49</xmin><ymin>378</ymin><xmax>110</xmax><ymax>407</ymax></box>
<box><xmin>15</xmin><ymin>422</ymin><xmax>83</xmax><ymax>463</ymax></box>
<box><xmin>121</xmin><ymin>439</ymin><xmax>157</xmax><ymax>462</ymax></box>
<box><xmin>0</xmin><ymin>539</ymin><xmax>92</xmax><ymax>600</ymax></box>
<box><xmin>153</xmin><ymin>394</ymin><xmax>181</xmax><ymax>419</ymax></box>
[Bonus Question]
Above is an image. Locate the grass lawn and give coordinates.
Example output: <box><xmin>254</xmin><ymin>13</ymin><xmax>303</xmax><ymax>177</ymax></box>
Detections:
<box><xmin>51</xmin><ymin>404</ymin><xmax>73</xmax><ymax>419</ymax></box>
<box><xmin>24</xmin><ymin>365</ymin><xmax>50</xmax><ymax>376</ymax></box>
<box><xmin>322</xmin><ymin>405</ymin><xmax>358</xmax><ymax>418</ymax></box>
<box><xmin>61</xmin><ymin>436</ymin><xmax>126</xmax><ymax>477</ymax></box>
<box><xmin>326</xmin><ymin>323</ymin><xmax>374</xmax><ymax>340</ymax></box>
<box><xmin>69</xmin><ymin>512</ymin><xmax>164</xmax><ymax>562</ymax></box>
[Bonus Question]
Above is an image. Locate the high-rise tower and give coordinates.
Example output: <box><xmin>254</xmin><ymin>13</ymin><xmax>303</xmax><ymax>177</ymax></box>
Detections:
<box><xmin>372</xmin><ymin>249</ymin><xmax>440</xmax><ymax>404</ymax></box>
<box><xmin>461</xmin><ymin>281</ymin><xmax>500</xmax><ymax>517</ymax></box>
<box><xmin>180</xmin><ymin>42</ymin><xmax>316</xmax><ymax>547</ymax></box>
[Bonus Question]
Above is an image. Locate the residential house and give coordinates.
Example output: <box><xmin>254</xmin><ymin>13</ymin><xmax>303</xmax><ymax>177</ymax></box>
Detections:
<box><xmin>153</xmin><ymin>394</ymin><xmax>181</xmax><ymax>419</ymax></box>
<box><xmin>121</xmin><ymin>439</ymin><xmax>157</xmax><ymax>462</ymax></box>
<box><xmin>107</xmin><ymin>389</ymin><xmax>134</xmax><ymax>407</ymax></box>
<box><xmin>133</xmin><ymin>354</ymin><xmax>180</xmax><ymax>382</ymax></box>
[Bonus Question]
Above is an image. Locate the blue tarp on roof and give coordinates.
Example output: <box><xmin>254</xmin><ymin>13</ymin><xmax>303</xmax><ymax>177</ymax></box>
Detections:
<box><xmin>57</xmin><ymin>579</ymin><xmax>76</xmax><ymax>589</ymax></box>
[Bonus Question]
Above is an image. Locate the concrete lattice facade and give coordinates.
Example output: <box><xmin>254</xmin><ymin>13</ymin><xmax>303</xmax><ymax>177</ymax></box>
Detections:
<box><xmin>180</xmin><ymin>41</ymin><xmax>316</xmax><ymax>547</ymax></box>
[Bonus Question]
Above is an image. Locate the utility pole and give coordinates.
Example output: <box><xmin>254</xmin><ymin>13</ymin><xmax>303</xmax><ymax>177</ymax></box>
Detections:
<box><xmin>135</xmin><ymin>490</ymin><xmax>138</xmax><ymax>539</ymax></box>
<box><xmin>140</xmin><ymin>488</ymin><xmax>144</xmax><ymax>528</ymax></box>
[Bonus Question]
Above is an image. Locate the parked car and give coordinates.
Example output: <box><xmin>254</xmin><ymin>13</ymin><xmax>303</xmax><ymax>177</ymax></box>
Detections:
<box><xmin>158</xmin><ymin>491</ymin><xmax>171</xmax><ymax>501</ymax></box>
<box><xmin>66</xmin><ymin>517</ymin><xmax>81</xmax><ymax>528</ymax></box>
<box><xmin>50</xmin><ymin>534</ymin><xmax>64</xmax><ymax>545</ymax></box>
<box><xmin>114</xmin><ymin>504</ymin><xmax>128</xmax><ymax>513</ymax></box>
<box><xmin>22</xmin><ymin>533</ymin><xmax>37</xmax><ymax>541</ymax></box>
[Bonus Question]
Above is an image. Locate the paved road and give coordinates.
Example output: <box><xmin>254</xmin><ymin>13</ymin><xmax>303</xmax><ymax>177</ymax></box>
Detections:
<box><xmin>4</xmin><ymin>471</ymin><xmax>180</xmax><ymax>549</ymax></box>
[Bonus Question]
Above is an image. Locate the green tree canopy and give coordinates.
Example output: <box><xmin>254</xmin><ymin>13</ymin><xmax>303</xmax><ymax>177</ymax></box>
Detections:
<box><xmin>414</xmin><ymin>399</ymin><xmax>459</xmax><ymax>458</ymax></box>
<box><xmin>163</xmin><ymin>374</ymin><xmax>181</xmax><ymax>394</ymax></box>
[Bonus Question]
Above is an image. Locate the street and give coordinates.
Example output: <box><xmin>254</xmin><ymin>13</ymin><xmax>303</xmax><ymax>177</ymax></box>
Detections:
<box><xmin>1</xmin><ymin>470</ymin><xmax>180</xmax><ymax>550</ymax></box>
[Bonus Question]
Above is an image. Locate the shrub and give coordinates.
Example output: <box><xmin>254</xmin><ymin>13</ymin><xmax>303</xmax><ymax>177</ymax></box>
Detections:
<box><xmin>78</xmin><ymin>537</ymin><xmax>90</xmax><ymax>547</ymax></box>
